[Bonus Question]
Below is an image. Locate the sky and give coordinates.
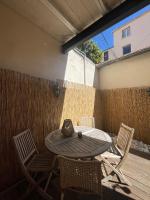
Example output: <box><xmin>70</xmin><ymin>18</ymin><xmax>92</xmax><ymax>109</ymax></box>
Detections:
<box><xmin>92</xmin><ymin>4</ymin><xmax>150</xmax><ymax>51</ymax></box>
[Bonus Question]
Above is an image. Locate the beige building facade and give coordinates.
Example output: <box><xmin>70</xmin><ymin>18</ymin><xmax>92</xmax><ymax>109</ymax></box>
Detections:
<box><xmin>102</xmin><ymin>11</ymin><xmax>150</xmax><ymax>62</ymax></box>
<box><xmin>99</xmin><ymin>49</ymin><xmax>150</xmax><ymax>90</ymax></box>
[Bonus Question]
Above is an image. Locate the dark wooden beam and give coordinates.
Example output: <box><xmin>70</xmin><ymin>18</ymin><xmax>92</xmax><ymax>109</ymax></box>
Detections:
<box><xmin>62</xmin><ymin>0</ymin><xmax>150</xmax><ymax>53</ymax></box>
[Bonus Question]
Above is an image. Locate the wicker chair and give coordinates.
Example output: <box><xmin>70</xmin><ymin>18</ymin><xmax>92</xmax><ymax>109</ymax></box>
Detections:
<box><xmin>96</xmin><ymin>123</ymin><xmax>134</xmax><ymax>186</ymax></box>
<box><xmin>58</xmin><ymin>156</ymin><xmax>103</xmax><ymax>200</ymax></box>
<box><xmin>13</xmin><ymin>129</ymin><xmax>56</xmax><ymax>200</ymax></box>
<box><xmin>80</xmin><ymin>116</ymin><xmax>95</xmax><ymax>128</ymax></box>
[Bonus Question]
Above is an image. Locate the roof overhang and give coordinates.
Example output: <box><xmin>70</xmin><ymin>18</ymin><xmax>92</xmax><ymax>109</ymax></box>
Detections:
<box><xmin>1</xmin><ymin>0</ymin><xmax>150</xmax><ymax>53</ymax></box>
<box><xmin>62</xmin><ymin>0</ymin><xmax>150</xmax><ymax>53</ymax></box>
<box><xmin>0</xmin><ymin>0</ymin><xmax>127</xmax><ymax>44</ymax></box>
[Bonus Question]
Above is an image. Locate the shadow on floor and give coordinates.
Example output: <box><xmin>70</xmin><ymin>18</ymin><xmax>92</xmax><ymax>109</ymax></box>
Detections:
<box><xmin>1</xmin><ymin>150</ymin><xmax>150</xmax><ymax>200</ymax></box>
<box><xmin>0</xmin><ymin>175</ymin><xmax>135</xmax><ymax>200</ymax></box>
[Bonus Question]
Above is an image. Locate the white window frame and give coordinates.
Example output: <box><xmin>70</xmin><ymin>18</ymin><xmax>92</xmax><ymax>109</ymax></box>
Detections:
<box><xmin>122</xmin><ymin>26</ymin><xmax>130</xmax><ymax>38</ymax></box>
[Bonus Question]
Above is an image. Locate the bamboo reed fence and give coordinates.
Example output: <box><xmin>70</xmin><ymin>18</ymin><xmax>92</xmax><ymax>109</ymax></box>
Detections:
<box><xmin>0</xmin><ymin>68</ymin><xmax>102</xmax><ymax>190</ymax></box>
<box><xmin>0</xmin><ymin>68</ymin><xmax>149</xmax><ymax>191</ymax></box>
<box><xmin>101</xmin><ymin>87</ymin><xmax>150</xmax><ymax>144</ymax></box>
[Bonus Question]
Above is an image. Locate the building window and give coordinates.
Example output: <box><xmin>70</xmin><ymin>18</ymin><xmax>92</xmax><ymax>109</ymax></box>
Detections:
<box><xmin>104</xmin><ymin>51</ymin><xmax>109</xmax><ymax>61</ymax></box>
<box><xmin>122</xmin><ymin>26</ymin><xmax>130</xmax><ymax>38</ymax></box>
<box><xmin>123</xmin><ymin>44</ymin><xmax>131</xmax><ymax>55</ymax></box>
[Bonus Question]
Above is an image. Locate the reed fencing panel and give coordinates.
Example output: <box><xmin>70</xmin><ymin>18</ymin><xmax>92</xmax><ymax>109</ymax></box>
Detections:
<box><xmin>0</xmin><ymin>68</ymin><xmax>102</xmax><ymax>190</ymax></box>
<box><xmin>101</xmin><ymin>87</ymin><xmax>150</xmax><ymax>144</ymax></box>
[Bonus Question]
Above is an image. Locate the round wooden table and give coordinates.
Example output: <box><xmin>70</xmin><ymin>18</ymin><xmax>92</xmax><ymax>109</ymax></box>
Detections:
<box><xmin>45</xmin><ymin>126</ymin><xmax>112</xmax><ymax>159</ymax></box>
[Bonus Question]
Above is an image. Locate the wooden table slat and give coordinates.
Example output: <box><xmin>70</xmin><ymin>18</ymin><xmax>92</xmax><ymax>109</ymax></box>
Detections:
<box><xmin>45</xmin><ymin>126</ymin><xmax>112</xmax><ymax>158</ymax></box>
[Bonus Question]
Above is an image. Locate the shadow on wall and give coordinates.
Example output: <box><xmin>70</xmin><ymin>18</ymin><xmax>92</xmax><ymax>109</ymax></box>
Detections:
<box><xmin>0</xmin><ymin>69</ymin><xmax>67</xmax><ymax>191</ymax></box>
<box><xmin>0</xmin><ymin>2</ymin><xmax>100</xmax><ymax>191</ymax></box>
<box><xmin>0</xmin><ymin>2</ymin><xmax>69</xmax><ymax>82</ymax></box>
<box><xmin>0</xmin><ymin>68</ymin><xmax>101</xmax><ymax>192</ymax></box>
<box><xmin>0</xmin><ymin>2</ymin><xmax>71</xmax><ymax>191</ymax></box>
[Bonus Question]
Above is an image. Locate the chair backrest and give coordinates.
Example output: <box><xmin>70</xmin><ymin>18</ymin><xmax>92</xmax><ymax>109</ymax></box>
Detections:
<box><xmin>116</xmin><ymin>123</ymin><xmax>134</xmax><ymax>155</ymax></box>
<box><xmin>13</xmin><ymin>129</ymin><xmax>38</xmax><ymax>164</ymax></box>
<box><xmin>58</xmin><ymin>156</ymin><xmax>102</xmax><ymax>195</ymax></box>
<box><xmin>80</xmin><ymin>116</ymin><xmax>95</xmax><ymax>128</ymax></box>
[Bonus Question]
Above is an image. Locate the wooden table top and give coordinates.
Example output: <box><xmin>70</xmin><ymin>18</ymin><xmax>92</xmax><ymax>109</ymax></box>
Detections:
<box><xmin>45</xmin><ymin>126</ymin><xmax>112</xmax><ymax>158</ymax></box>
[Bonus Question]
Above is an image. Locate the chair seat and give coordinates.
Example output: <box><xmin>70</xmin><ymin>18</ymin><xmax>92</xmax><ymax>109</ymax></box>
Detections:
<box><xmin>95</xmin><ymin>145</ymin><xmax>122</xmax><ymax>161</ymax></box>
<box><xmin>27</xmin><ymin>152</ymin><xmax>55</xmax><ymax>172</ymax></box>
<box><xmin>95</xmin><ymin>152</ymin><xmax>121</xmax><ymax>168</ymax></box>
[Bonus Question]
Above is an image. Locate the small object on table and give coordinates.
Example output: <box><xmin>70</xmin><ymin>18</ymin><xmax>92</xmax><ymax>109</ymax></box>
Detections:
<box><xmin>61</xmin><ymin>119</ymin><xmax>74</xmax><ymax>137</ymax></box>
<box><xmin>78</xmin><ymin>131</ymin><xmax>82</xmax><ymax>138</ymax></box>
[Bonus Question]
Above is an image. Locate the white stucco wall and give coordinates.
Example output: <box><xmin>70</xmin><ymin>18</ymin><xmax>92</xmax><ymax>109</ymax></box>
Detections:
<box><xmin>0</xmin><ymin>3</ymin><xmax>97</xmax><ymax>87</ymax></box>
<box><xmin>0</xmin><ymin>2</ymin><xmax>68</xmax><ymax>81</ymax></box>
<box><xmin>65</xmin><ymin>50</ymin><xmax>85</xmax><ymax>85</ymax></box>
<box><xmin>65</xmin><ymin>50</ymin><xmax>96</xmax><ymax>87</ymax></box>
<box><xmin>85</xmin><ymin>57</ymin><xmax>96</xmax><ymax>86</ymax></box>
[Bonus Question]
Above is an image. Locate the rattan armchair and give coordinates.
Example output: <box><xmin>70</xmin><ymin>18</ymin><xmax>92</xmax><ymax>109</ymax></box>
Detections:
<box><xmin>58</xmin><ymin>156</ymin><xmax>103</xmax><ymax>200</ymax></box>
<box><xmin>13</xmin><ymin>129</ymin><xmax>56</xmax><ymax>200</ymax></box>
<box><xmin>96</xmin><ymin>123</ymin><xmax>134</xmax><ymax>186</ymax></box>
<box><xmin>80</xmin><ymin>116</ymin><xmax>95</xmax><ymax>128</ymax></box>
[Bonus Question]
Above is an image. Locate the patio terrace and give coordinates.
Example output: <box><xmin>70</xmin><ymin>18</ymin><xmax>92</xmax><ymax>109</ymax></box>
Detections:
<box><xmin>0</xmin><ymin>1</ymin><xmax>150</xmax><ymax>200</ymax></box>
<box><xmin>1</xmin><ymin>150</ymin><xmax>150</xmax><ymax>200</ymax></box>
